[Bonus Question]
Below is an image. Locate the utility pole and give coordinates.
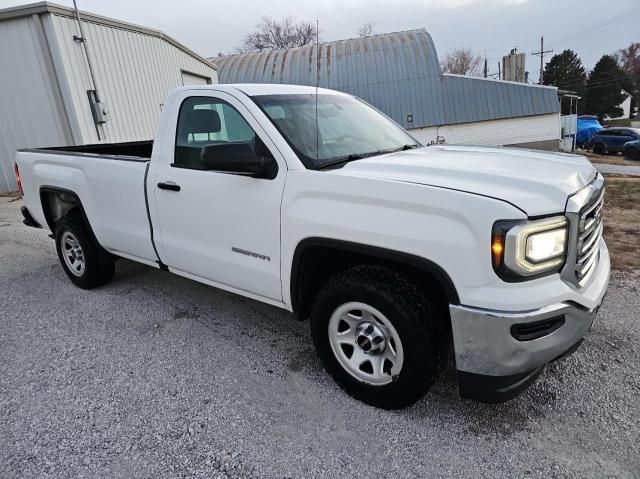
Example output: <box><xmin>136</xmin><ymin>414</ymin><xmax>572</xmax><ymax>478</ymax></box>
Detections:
<box><xmin>498</xmin><ymin>62</ymin><xmax>501</xmax><ymax>80</ymax></box>
<box><xmin>531</xmin><ymin>36</ymin><xmax>553</xmax><ymax>84</ymax></box>
<box><xmin>484</xmin><ymin>51</ymin><xmax>488</xmax><ymax>78</ymax></box>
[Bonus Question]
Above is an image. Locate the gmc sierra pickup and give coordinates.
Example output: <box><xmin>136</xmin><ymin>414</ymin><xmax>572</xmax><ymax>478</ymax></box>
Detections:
<box><xmin>15</xmin><ymin>84</ymin><xmax>610</xmax><ymax>409</ymax></box>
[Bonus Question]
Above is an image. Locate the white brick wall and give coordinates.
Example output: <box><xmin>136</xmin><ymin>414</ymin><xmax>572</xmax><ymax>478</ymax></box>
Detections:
<box><xmin>409</xmin><ymin>113</ymin><xmax>560</xmax><ymax>148</ymax></box>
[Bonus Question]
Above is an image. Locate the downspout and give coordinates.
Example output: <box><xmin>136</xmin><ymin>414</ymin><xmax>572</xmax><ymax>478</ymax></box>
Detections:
<box><xmin>72</xmin><ymin>0</ymin><xmax>102</xmax><ymax>140</ymax></box>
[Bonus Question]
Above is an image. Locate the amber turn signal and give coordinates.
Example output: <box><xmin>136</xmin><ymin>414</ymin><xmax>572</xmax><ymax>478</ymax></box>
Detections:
<box><xmin>491</xmin><ymin>235</ymin><xmax>504</xmax><ymax>267</ymax></box>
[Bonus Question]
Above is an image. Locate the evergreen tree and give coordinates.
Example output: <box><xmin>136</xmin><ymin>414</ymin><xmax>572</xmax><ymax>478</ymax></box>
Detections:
<box><xmin>586</xmin><ymin>55</ymin><xmax>627</xmax><ymax>120</ymax></box>
<box><xmin>543</xmin><ymin>50</ymin><xmax>587</xmax><ymax>114</ymax></box>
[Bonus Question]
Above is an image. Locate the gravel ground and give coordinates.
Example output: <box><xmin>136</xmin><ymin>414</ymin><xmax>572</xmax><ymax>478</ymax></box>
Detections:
<box><xmin>1</xmin><ymin>196</ymin><xmax>639</xmax><ymax>479</ymax></box>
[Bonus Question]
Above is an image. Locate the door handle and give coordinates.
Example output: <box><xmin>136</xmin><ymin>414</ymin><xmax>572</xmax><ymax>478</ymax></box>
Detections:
<box><xmin>157</xmin><ymin>181</ymin><xmax>181</xmax><ymax>192</ymax></box>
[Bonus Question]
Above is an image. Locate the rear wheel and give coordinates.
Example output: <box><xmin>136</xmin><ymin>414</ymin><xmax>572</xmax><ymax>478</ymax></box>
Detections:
<box><xmin>624</xmin><ymin>149</ymin><xmax>640</xmax><ymax>161</ymax></box>
<box><xmin>310</xmin><ymin>266</ymin><xmax>445</xmax><ymax>409</ymax></box>
<box><xmin>55</xmin><ymin>214</ymin><xmax>115</xmax><ymax>289</ymax></box>
<box><xmin>593</xmin><ymin>143</ymin><xmax>606</xmax><ymax>155</ymax></box>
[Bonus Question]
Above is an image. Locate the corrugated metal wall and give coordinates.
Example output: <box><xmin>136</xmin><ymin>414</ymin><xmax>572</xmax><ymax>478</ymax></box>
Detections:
<box><xmin>216</xmin><ymin>29</ymin><xmax>446</xmax><ymax>129</ymax></box>
<box><xmin>0</xmin><ymin>7</ymin><xmax>217</xmax><ymax>191</ymax></box>
<box><xmin>214</xmin><ymin>29</ymin><xmax>560</xmax><ymax>132</ymax></box>
<box><xmin>0</xmin><ymin>15</ymin><xmax>71</xmax><ymax>192</ymax></box>
<box><xmin>440</xmin><ymin>75</ymin><xmax>560</xmax><ymax>125</ymax></box>
<box><xmin>49</xmin><ymin>14</ymin><xmax>217</xmax><ymax>144</ymax></box>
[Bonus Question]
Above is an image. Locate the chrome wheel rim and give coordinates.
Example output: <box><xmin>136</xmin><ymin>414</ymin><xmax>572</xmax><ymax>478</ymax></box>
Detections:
<box><xmin>328</xmin><ymin>302</ymin><xmax>404</xmax><ymax>386</ymax></box>
<box><xmin>61</xmin><ymin>231</ymin><xmax>85</xmax><ymax>277</ymax></box>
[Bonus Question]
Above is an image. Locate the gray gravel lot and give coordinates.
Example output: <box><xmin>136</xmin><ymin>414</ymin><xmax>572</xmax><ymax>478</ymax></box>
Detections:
<box><xmin>1</xmin><ymin>196</ymin><xmax>639</xmax><ymax>479</ymax></box>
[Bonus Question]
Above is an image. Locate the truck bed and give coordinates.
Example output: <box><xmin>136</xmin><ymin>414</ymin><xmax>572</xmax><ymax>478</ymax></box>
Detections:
<box><xmin>16</xmin><ymin>144</ymin><xmax>158</xmax><ymax>267</ymax></box>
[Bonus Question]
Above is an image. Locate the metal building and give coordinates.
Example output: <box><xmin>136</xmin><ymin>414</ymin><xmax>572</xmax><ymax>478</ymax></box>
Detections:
<box><xmin>214</xmin><ymin>29</ymin><xmax>560</xmax><ymax>152</ymax></box>
<box><xmin>0</xmin><ymin>2</ymin><xmax>217</xmax><ymax>192</ymax></box>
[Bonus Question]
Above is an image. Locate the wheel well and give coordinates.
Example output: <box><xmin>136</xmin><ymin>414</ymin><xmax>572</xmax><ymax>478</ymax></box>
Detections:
<box><xmin>40</xmin><ymin>186</ymin><xmax>113</xmax><ymax>259</ymax></box>
<box><xmin>39</xmin><ymin>187</ymin><xmax>83</xmax><ymax>233</ymax></box>
<box><xmin>290</xmin><ymin>238</ymin><xmax>459</xmax><ymax>323</ymax></box>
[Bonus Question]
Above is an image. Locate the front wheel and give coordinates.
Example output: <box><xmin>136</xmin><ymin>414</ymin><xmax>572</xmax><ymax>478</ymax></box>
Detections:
<box><xmin>593</xmin><ymin>143</ymin><xmax>606</xmax><ymax>155</ymax></box>
<box><xmin>55</xmin><ymin>214</ymin><xmax>115</xmax><ymax>289</ymax></box>
<box><xmin>310</xmin><ymin>266</ymin><xmax>445</xmax><ymax>409</ymax></box>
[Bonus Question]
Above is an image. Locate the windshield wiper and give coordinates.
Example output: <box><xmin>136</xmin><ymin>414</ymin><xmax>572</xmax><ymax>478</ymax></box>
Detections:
<box><xmin>318</xmin><ymin>144</ymin><xmax>420</xmax><ymax>170</ymax></box>
<box><xmin>391</xmin><ymin>144</ymin><xmax>420</xmax><ymax>152</ymax></box>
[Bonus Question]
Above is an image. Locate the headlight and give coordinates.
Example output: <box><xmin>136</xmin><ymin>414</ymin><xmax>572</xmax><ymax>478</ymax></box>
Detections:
<box><xmin>492</xmin><ymin>216</ymin><xmax>568</xmax><ymax>280</ymax></box>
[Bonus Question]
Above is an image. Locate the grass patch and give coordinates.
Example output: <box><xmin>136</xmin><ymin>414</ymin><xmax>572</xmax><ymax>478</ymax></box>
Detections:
<box><xmin>603</xmin><ymin>177</ymin><xmax>640</xmax><ymax>271</ymax></box>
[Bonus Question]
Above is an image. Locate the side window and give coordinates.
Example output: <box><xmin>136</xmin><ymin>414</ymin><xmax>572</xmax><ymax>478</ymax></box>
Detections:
<box><xmin>175</xmin><ymin>96</ymin><xmax>256</xmax><ymax>168</ymax></box>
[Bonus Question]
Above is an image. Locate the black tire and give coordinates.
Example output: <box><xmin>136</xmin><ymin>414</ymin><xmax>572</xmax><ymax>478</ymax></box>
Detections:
<box><xmin>55</xmin><ymin>214</ymin><xmax>115</xmax><ymax>289</ymax></box>
<box><xmin>310</xmin><ymin>265</ymin><xmax>445</xmax><ymax>409</ymax></box>
<box><xmin>593</xmin><ymin>143</ymin><xmax>606</xmax><ymax>155</ymax></box>
<box><xmin>624</xmin><ymin>149</ymin><xmax>640</xmax><ymax>161</ymax></box>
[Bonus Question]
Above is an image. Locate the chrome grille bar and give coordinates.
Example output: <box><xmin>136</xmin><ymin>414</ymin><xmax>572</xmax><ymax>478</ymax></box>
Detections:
<box><xmin>580</xmin><ymin>221</ymin><xmax>603</xmax><ymax>255</ymax></box>
<box><xmin>575</xmin><ymin>187</ymin><xmax>604</xmax><ymax>283</ymax></box>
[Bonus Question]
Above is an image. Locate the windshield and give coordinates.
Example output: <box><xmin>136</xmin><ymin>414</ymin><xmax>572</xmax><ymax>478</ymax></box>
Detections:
<box><xmin>251</xmin><ymin>94</ymin><xmax>420</xmax><ymax>169</ymax></box>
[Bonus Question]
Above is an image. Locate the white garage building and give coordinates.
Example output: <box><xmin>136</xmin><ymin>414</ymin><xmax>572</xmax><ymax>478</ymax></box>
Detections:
<box><xmin>0</xmin><ymin>2</ymin><xmax>217</xmax><ymax>192</ymax></box>
<box><xmin>214</xmin><ymin>30</ymin><xmax>560</xmax><ymax>152</ymax></box>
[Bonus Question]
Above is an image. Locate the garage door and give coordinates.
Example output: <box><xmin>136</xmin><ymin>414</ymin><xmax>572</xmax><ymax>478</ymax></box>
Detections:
<box><xmin>181</xmin><ymin>71</ymin><xmax>211</xmax><ymax>86</ymax></box>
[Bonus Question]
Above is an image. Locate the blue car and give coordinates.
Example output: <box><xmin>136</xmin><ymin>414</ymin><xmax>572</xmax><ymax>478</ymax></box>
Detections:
<box><xmin>623</xmin><ymin>140</ymin><xmax>640</xmax><ymax>161</ymax></box>
<box><xmin>591</xmin><ymin>127</ymin><xmax>640</xmax><ymax>155</ymax></box>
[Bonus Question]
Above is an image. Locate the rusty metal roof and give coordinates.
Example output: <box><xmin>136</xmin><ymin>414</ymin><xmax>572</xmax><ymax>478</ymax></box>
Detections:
<box><xmin>213</xmin><ymin>29</ymin><xmax>559</xmax><ymax>129</ymax></box>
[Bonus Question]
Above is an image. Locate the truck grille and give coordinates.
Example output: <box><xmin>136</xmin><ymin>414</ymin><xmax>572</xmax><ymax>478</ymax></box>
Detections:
<box><xmin>575</xmin><ymin>190</ymin><xmax>604</xmax><ymax>284</ymax></box>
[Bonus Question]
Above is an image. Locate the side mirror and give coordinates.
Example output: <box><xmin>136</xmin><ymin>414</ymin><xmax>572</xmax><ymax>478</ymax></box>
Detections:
<box><xmin>200</xmin><ymin>142</ymin><xmax>276</xmax><ymax>179</ymax></box>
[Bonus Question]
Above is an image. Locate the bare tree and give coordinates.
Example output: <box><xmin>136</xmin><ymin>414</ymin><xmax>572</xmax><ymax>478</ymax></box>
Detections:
<box><xmin>440</xmin><ymin>48</ymin><xmax>483</xmax><ymax>76</ymax></box>
<box><xmin>237</xmin><ymin>16</ymin><xmax>316</xmax><ymax>53</ymax></box>
<box><xmin>357</xmin><ymin>22</ymin><xmax>375</xmax><ymax>38</ymax></box>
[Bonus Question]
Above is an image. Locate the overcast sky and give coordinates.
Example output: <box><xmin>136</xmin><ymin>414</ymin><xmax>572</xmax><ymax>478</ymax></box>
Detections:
<box><xmin>1</xmin><ymin>0</ymin><xmax>638</xmax><ymax>80</ymax></box>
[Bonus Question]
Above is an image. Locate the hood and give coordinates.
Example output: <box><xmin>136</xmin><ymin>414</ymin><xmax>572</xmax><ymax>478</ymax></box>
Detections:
<box><xmin>329</xmin><ymin>145</ymin><xmax>597</xmax><ymax>216</ymax></box>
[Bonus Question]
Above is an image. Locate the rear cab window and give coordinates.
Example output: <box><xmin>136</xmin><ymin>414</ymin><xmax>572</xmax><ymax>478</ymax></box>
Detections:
<box><xmin>174</xmin><ymin>96</ymin><xmax>256</xmax><ymax>169</ymax></box>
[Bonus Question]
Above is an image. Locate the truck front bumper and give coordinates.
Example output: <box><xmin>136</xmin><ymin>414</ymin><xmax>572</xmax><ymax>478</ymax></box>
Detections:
<box><xmin>450</xmin><ymin>241</ymin><xmax>610</xmax><ymax>403</ymax></box>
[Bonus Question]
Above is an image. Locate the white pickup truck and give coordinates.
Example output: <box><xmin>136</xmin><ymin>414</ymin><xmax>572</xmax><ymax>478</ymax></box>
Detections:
<box><xmin>15</xmin><ymin>84</ymin><xmax>610</xmax><ymax>409</ymax></box>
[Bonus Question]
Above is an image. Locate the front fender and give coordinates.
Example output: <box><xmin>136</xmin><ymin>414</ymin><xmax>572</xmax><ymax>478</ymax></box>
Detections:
<box><xmin>280</xmin><ymin>170</ymin><xmax>526</xmax><ymax>308</ymax></box>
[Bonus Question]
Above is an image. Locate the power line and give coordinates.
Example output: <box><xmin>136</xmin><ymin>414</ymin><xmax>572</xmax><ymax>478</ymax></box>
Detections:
<box><xmin>524</xmin><ymin>5</ymin><xmax>640</xmax><ymax>83</ymax></box>
<box><xmin>548</xmin><ymin>70</ymin><xmax>630</xmax><ymax>85</ymax></box>
<box><xmin>547</xmin><ymin>77</ymin><xmax>631</xmax><ymax>92</ymax></box>
<box><xmin>546</xmin><ymin>5</ymin><xmax>640</xmax><ymax>49</ymax></box>
<box><xmin>585</xmin><ymin>79</ymin><xmax>632</xmax><ymax>89</ymax></box>
<box><xmin>547</xmin><ymin>76</ymin><xmax>629</xmax><ymax>88</ymax></box>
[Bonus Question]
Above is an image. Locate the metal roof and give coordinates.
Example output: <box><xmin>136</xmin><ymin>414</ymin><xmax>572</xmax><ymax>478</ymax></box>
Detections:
<box><xmin>440</xmin><ymin>74</ymin><xmax>559</xmax><ymax>124</ymax></box>
<box><xmin>0</xmin><ymin>1</ymin><xmax>217</xmax><ymax>70</ymax></box>
<box><xmin>214</xmin><ymin>29</ymin><xmax>559</xmax><ymax>129</ymax></box>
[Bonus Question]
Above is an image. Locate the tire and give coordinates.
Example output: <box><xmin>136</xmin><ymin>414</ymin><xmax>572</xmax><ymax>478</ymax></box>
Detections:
<box><xmin>55</xmin><ymin>214</ymin><xmax>115</xmax><ymax>289</ymax></box>
<box><xmin>625</xmin><ymin>149</ymin><xmax>640</xmax><ymax>161</ymax></box>
<box><xmin>310</xmin><ymin>265</ymin><xmax>445</xmax><ymax>409</ymax></box>
<box><xmin>593</xmin><ymin>143</ymin><xmax>606</xmax><ymax>155</ymax></box>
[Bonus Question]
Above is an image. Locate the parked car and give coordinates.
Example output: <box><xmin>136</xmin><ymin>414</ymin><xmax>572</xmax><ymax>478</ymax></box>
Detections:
<box><xmin>14</xmin><ymin>84</ymin><xmax>610</xmax><ymax>409</ymax></box>
<box><xmin>591</xmin><ymin>127</ymin><xmax>640</xmax><ymax>155</ymax></box>
<box><xmin>623</xmin><ymin>140</ymin><xmax>640</xmax><ymax>161</ymax></box>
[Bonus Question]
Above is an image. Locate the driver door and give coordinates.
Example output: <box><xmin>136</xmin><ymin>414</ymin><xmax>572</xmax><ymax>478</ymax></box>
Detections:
<box><xmin>151</xmin><ymin>90</ymin><xmax>286</xmax><ymax>303</ymax></box>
